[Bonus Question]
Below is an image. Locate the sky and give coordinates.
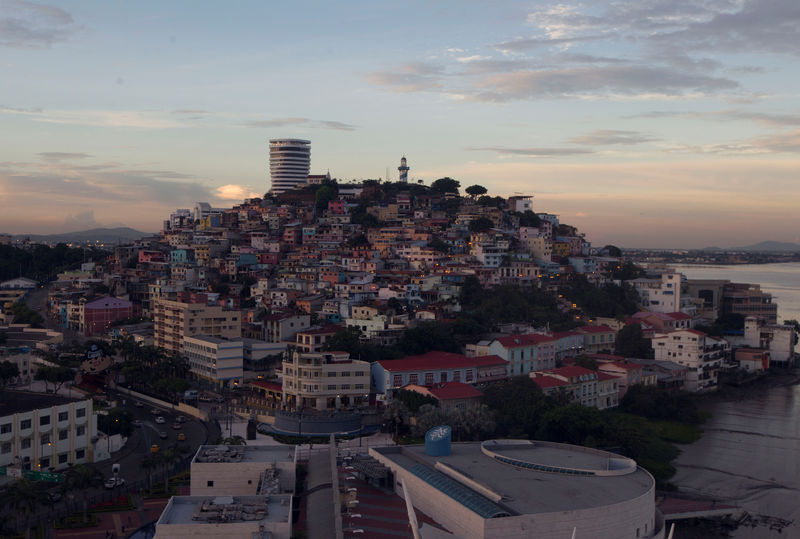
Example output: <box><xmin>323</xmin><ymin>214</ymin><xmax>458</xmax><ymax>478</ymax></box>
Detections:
<box><xmin>1</xmin><ymin>0</ymin><xmax>799</xmax><ymax>248</ymax></box>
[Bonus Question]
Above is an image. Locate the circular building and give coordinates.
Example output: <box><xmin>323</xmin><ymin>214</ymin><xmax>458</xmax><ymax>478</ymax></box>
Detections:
<box><xmin>370</xmin><ymin>439</ymin><xmax>664</xmax><ymax>538</ymax></box>
<box><xmin>269</xmin><ymin>138</ymin><xmax>311</xmax><ymax>195</ymax></box>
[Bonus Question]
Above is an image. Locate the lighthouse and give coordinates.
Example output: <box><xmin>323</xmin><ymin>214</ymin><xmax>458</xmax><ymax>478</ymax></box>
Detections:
<box><xmin>398</xmin><ymin>156</ymin><xmax>409</xmax><ymax>183</ymax></box>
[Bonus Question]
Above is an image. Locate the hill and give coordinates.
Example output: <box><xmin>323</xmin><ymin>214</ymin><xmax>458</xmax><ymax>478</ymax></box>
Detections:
<box><xmin>12</xmin><ymin>227</ymin><xmax>152</xmax><ymax>245</ymax></box>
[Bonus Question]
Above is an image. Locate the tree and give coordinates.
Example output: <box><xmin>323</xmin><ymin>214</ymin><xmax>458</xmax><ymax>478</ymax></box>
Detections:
<box><xmin>0</xmin><ymin>361</ymin><xmax>20</xmax><ymax>388</ymax></box>
<box><xmin>158</xmin><ymin>447</ymin><xmax>183</xmax><ymax>494</ymax></box>
<box><xmin>468</xmin><ymin>217</ymin><xmax>494</xmax><ymax>232</ymax></box>
<box><xmin>430</xmin><ymin>177</ymin><xmax>460</xmax><ymax>195</ymax></box>
<box><xmin>34</xmin><ymin>365</ymin><xmax>74</xmax><ymax>394</ymax></box>
<box><xmin>412</xmin><ymin>404</ymin><xmax>449</xmax><ymax>437</ymax></box>
<box><xmin>221</xmin><ymin>435</ymin><xmax>247</xmax><ymax>445</ymax></box>
<box><xmin>516</xmin><ymin>210</ymin><xmax>541</xmax><ymax>228</ymax></box>
<box><xmin>614</xmin><ymin>323</ymin><xmax>653</xmax><ymax>358</ymax></box>
<box><xmin>1</xmin><ymin>478</ymin><xmax>46</xmax><ymax>539</ymax></box>
<box><xmin>395</xmin><ymin>389</ymin><xmax>438</xmax><ymax>414</ymax></box>
<box><xmin>63</xmin><ymin>464</ymin><xmax>104</xmax><ymax>524</ymax></box>
<box><xmin>315</xmin><ymin>184</ymin><xmax>337</xmax><ymax>211</ymax></box>
<box><xmin>98</xmin><ymin>407</ymin><xmax>134</xmax><ymax>436</ymax></box>
<box><xmin>465</xmin><ymin>184</ymin><xmax>487</xmax><ymax>197</ymax></box>
<box><xmin>603</xmin><ymin>245</ymin><xmax>623</xmax><ymax>257</ymax></box>
<box><xmin>383</xmin><ymin>399</ymin><xmax>411</xmax><ymax>440</ymax></box>
<box><xmin>140</xmin><ymin>455</ymin><xmax>158</xmax><ymax>489</ymax></box>
<box><xmin>483</xmin><ymin>377</ymin><xmax>550</xmax><ymax>437</ymax></box>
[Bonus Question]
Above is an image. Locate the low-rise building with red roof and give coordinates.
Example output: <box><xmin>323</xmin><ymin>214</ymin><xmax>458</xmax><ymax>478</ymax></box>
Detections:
<box><xmin>469</xmin><ymin>333</ymin><xmax>556</xmax><ymax>376</ymax></box>
<box><xmin>576</xmin><ymin>324</ymin><xmax>617</xmax><ymax>354</ymax></box>
<box><xmin>403</xmin><ymin>381</ymin><xmax>484</xmax><ymax>412</ymax></box>
<box><xmin>531</xmin><ymin>365</ymin><xmax>598</xmax><ymax>407</ymax></box>
<box><xmin>372</xmin><ymin>351</ymin><xmax>507</xmax><ymax>399</ymax></box>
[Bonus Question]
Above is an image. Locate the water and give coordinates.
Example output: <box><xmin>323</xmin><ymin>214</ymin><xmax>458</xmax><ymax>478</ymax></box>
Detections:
<box><xmin>667</xmin><ymin>263</ymin><xmax>800</xmax><ymax>537</ymax></box>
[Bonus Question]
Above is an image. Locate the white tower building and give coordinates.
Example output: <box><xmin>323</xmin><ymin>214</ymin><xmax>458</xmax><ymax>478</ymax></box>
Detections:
<box><xmin>398</xmin><ymin>156</ymin><xmax>409</xmax><ymax>183</ymax></box>
<box><xmin>269</xmin><ymin>139</ymin><xmax>311</xmax><ymax>195</ymax></box>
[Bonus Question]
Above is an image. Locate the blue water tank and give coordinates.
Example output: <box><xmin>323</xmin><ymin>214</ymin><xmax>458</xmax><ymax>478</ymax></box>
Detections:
<box><xmin>425</xmin><ymin>425</ymin><xmax>452</xmax><ymax>456</ymax></box>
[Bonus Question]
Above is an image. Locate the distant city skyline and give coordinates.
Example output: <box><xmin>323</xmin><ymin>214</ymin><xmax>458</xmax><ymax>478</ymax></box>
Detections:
<box><xmin>1</xmin><ymin>0</ymin><xmax>799</xmax><ymax>248</ymax></box>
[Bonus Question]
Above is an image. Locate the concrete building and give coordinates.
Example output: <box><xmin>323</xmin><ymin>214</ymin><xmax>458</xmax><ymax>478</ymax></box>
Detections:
<box><xmin>743</xmin><ymin>316</ymin><xmax>796</xmax><ymax>365</ymax></box>
<box><xmin>576</xmin><ymin>325</ymin><xmax>617</xmax><ymax>354</ymax></box>
<box><xmin>531</xmin><ymin>366</ymin><xmax>599</xmax><ymax>407</ymax></box>
<box><xmin>80</xmin><ymin>296</ymin><xmax>134</xmax><ymax>336</ymax></box>
<box><xmin>402</xmin><ymin>382</ymin><xmax>484</xmax><ymax>412</ymax></box>
<box><xmin>153</xmin><ymin>296</ymin><xmax>241</xmax><ymax>355</ymax></box>
<box><xmin>183</xmin><ymin>336</ymin><xmax>244</xmax><ymax>389</ymax></box>
<box><xmin>630</xmin><ymin>272</ymin><xmax>681</xmax><ymax>314</ymax></box>
<box><xmin>190</xmin><ymin>445</ymin><xmax>296</xmax><ymax>497</ymax></box>
<box><xmin>652</xmin><ymin>329</ymin><xmax>729</xmax><ymax>392</ymax></box>
<box><xmin>262</xmin><ymin>311</ymin><xmax>310</xmax><ymax>344</ymax></box>
<box><xmin>281</xmin><ymin>350</ymin><xmax>371</xmax><ymax>410</ymax></box>
<box><xmin>370</xmin><ymin>439</ymin><xmax>663</xmax><ymax>539</ymax></box>
<box><xmin>722</xmin><ymin>283</ymin><xmax>778</xmax><ymax>324</ymax></box>
<box><xmin>269</xmin><ymin>138</ymin><xmax>311</xmax><ymax>195</ymax></box>
<box><xmin>0</xmin><ymin>391</ymin><xmax>96</xmax><ymax>472</ymax></box>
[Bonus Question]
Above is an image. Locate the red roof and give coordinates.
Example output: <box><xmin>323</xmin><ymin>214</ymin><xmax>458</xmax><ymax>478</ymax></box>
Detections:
<box><xmin>531</xmin><ymin>376</ymin><xmax>569</xmax><ymax>389</ymax></box>
<box><xmin>495</xmin><ymin>333</ymin><xmax>556</xmax><ymax>348</ymax></box>
<box><xmin>250</xmin><ymin>380</ymin><xmax>282</xmax><ymax>392</ymax></box>
<box><xmin>377</xmin><ymin>351</ymin><xmax>507</xmax><ymax>373</ymax></box>
<box><xmin>427</xmin><ymin>382</ymin><xmax>483</xmax><ymax>400</ymax></box>
<box><xmin>545</xmin><ymin>365</ymin><xmax>596</xmax><ymax>378</ymax></box>
<box><xmin>597</xmin><ymin>372</ymin><xmax>620</xmax><ymax>381</ymax></box>
<box><xmin>603</xmin><ymin>360</ymin><xmax>643</xmax><ymax>371</ymax></box>
<box><xmin>588</xmin><ymin>353</ymin><xmax>625</xmax><ymax>362</ymax></box>
<box><xmin>298</xmin><ymin>325</ymin><xmax>344</xmax><ymax>335</ymax></box>
<box><xmin>552</xmin><ymin>331</ymin><xmax>581</xmax><ymax>339</ymax></box>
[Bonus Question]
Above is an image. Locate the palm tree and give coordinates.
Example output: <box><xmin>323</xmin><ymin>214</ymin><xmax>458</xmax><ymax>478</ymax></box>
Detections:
<box><xmin>140</xmin><ymin>455</ymin><xmax>158</xmax><ymax>490</ymax></box>
<box><xmin>63</xmin><ymin>464</ymin><xmax>104</xmax><ymax>524</ymax></box>
<box><xmin>221</xmin><ymin>435</ymin><xmax>247</xmax><ymax>445</ymax></box>
<box><xmin>158</xmin><ymin>448</ymin><xmax>182</xmax><ymax>494</ymax></box>
<box><xmin>1</xmin><ymin>478</ymin><xmax>46</xmax><ymax>539</ymax></box>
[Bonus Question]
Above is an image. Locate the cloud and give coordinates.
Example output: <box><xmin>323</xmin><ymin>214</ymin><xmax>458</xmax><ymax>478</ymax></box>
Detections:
<box><xmin>62</xmin><ymin>210</ymin><xmax>99</xmax><ymax>231</ymax></box>
<box><xmin>493</xmin><ymin>35</ymin><xmax>608</xmax><ymax>53</ymax></box>
<box><xmin>244</xmin><ymin>117</ymin><xmax>357</xmax><ymax>131</ymax></box>
<box><xmin>636</xmin><ymin>109</ymin><xmax>800</xmax><ymax>126</ymax></box>
<box><xmin>664</xmin><ymin>129</ymin><xmax>800</xmax><ymax>155</ymax></box>
<box><xmin>37</xmin><ymin>152</ymin><xmax>92</xmax><ymax>162</ymax></box>
<box><xmin>569</xmin><ymin>130</ymin><xmax>658</xmax><ymax>145</ymax></box>
<box><xmin>365</xmin><ymin>62</ymin><xmax>445</xmax><ymax>92</ymax></box>
<box><xmin>0</xmin><ymin>104</ymin><xmax>43</xmax><ymax>113</ymax></box>
<box><xmin>215</xmin><ymin>184</ymin><xmax>260</xmax><ymax>201</ymax></box>
<box><xmin>469</xmin><ymin>146</ymin><xmax>595</xmax><ymax>157</ymax></box>
<box><xmin>0</xmin><ymin>0</ymin><xmax>78</xmax><ymax>48</ymax></box>
<box><xmin>456</xmin><ymin>55</ymin><xmax>491</xmax><ymax>63</ymax></box>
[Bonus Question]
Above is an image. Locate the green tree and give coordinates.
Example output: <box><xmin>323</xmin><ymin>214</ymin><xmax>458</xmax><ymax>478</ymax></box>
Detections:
<box><xmin>141</xmin><ymin>455</ymin><xmax>158</xmax><ymax>489</ymax></box>
<box><xmin>483</xmin><ymin>377</ymin><xmax>550</xmax><ymax>437</ymax></box>
<box><xmin>516</xmin><ymin>210</ymin><xmax>541</xmax><ymax>227</ymax></box>
<box><xmin>158</xmin><ymin>447</ymin><xmax>183</xmax><ymax>494</ymax></box>
<box><xmin>430</xmin><ymin>177</ymin><xmax>460</xmax><ymax>194</ymax></box>
<box><xmin>98</xmin><ymin>407</ymin><xmax>134</xmax><ymax>436</ymax></box>
<box><xmin>603</xmin><ymin>245</ymin><xmax>623</xmax><ymax>257</ymax></box>
<box><xmin>0</xmin><ymin>361</ymin><xmax>20</xmax><ymax>388</ymax></box>
<box><xmin>221</xmin><ymin>435</ymin><xmax>247</xmax><ymax>445</ymax></box>
<box><xmin>395</xmin><ymin>389</ymin><xmax>438</xmax><ymax>414</ymax></box>
<box><xmin>614</xmin><ymin>324</ymin><xmax>653</xmax><ymax>358</ymax></box>
<box><xmin>34</xmin><ymin>365</ymin><xmax>74</xmax><ymax>394</ymax></box>
<box><xmin>465</xmin><ymin>184</ymin><xmax>487</xmax><ymax>197</ymax></box>
<box><xmin>315</xmin><ymin>184</ymin><xmax>337</xmax><ymax>211</ymax></box>
<box><xmin>1</xmin><ymin>478</ymin><xmax>46</xmax><ymax>539</ymax></box>
<box><xmin>468</xmin><ymin>217</ymin><xmax>494</xmax><ymax>232</ymax></box>
<box><xmin>63</xmin><ymin>464</ymin><xmax>104</xmax><ymax>524</ymax></box>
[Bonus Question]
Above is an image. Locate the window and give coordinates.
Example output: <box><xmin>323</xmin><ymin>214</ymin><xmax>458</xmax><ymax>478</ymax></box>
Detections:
<box><xmin>75</xmin><ymin>449</ymin><xmax>85</xmax><ymax>459</ymax></box>
<box><xmin>408</xmin><ymin>374</ymin><xmax>418</xmax><ymax>385</ymax></box>
<box><xmin>340</xmin><ymin>371</ymin><xmax>350</xmax><ymax>377</ymax></box>
<box><xmin>392</xmin><ymin>374</ymin><xmax>402</xmax><ymax>387</ymax></box>
<box><xmin>41</xmin><ymin>433</ymin><xmax>50</xmax><ymax>445</ymax></box>
<box><xmin>1</xmin><ymin>443</ymin><xmax>10</xmax><ymax>454</ymax></box>
<box><xmin>207</xmin><ymin>480</ymin><xmax>214</xmax><ymax>487</ymax></box>
<box><xmin>424</xmin><ymin>372</ymin><xmax>434</xmax><ymax>385</ymax></box>
<box><xmin>76</xmin><ymin>408</ymin><xmax>86</xmax><ymax>418</ymax></box>
<box><xmin>58</xmin><ymin>454</ymin><xmax>68</xmax><ymax>464</ymax></box>
<box><xmin>21</xmin><ymin>438</ymin><xmax>31</xmax><ymax>449</ymax></box>
<box><xmin>328</xmin><ymin>372</ymin><xmax>337</xmax><ymax>377</ymax></box>
<box><xmin>20</xmin><ymin>419</ymin><xmax>31</xmax><ymax>430</ymax></box>
<box><xmin>453</xmin><ymin>371</ymin><xmax>461</xmax><ymax>382</ymax></box>
<box><xmin>39</xmin><ymin>416</ymin><xmax>50</xmax><ymax>426</ymax></box>
<box><xmin>59</xmin><ymin>430</ymin><xmax>69</xmax><ymax>441</ymax></box>
<box><xmin>465</xmin><ymin>370</ymin><xmax>474</xmax><ymax>383</ymax></box>
<box><xmin>58</xmin><ymin>411</ymin><xmax>69</xmax><ymax>422</ymax></box>
<box><xmin>76</xmin><ymin>426</ymin><xmax>85</xmax><ymax>436</ymax></box>
<box><xmin>40</xmin><ymin>457</ymin><xmax>50</xmax><ymax>468</ymax></box>
<box><xmin>327</xmin><ymin>385</ymin><xmax>336</xmax><ymax>390</ymax></box>
<box><xmin>0</xmin><ymin>423</ymin><xmax>10</xmax><ymax>434</ymax></box>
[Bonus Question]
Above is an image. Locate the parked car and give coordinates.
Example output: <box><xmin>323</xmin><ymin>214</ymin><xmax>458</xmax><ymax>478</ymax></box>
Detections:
<box><xmin>134</xmin><ymin>401</ymin><xmax>144</xmax><ymax>408</ymax></box>
<box><xmin>150</xmin><ymin>408</ymin><xmax>159</xmax><ymax>415</ymax></box>
<box><xmin>172</xmin><ymin>422</ymin><xmax>182</xmax><ymax>430</ymax></box>
<box><xmin>177</xmin><ymin>433</ymin><xmax>186</xmax><ymax>441</ymax></box>
<box><xmin>131</xmin><ymin>420</ymin><xmax>142</xmax><ymax>427</ymax></box>
<box><xmin>176</xmin><ymin>416</ymin><xmax>187</xmax><ymax>423</ymax></box>
<box><xmin>150</xmin><ymin>444</ymin><xmax>160</xmax><ymax>453</ymax></box>
<box><xmin>155</xmin><ymin>416</ymin><xmax>166</xmax><ymax>424</ymax></box>
<box><xmin>104</xmin><ymin>477</ymin><xmax>125</xmax><ymax>489</ymax></box>
<box><xmin>159</xmin><ymin>431</ymin><xmax>168</xmax><ymax>439</ymax></box>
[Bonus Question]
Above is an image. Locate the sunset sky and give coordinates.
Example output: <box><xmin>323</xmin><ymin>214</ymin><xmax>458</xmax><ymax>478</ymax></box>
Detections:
<box><xmin>1</xmin><ymin>0</ymin><xmax>799</xmax><ymax>248</ymax></box>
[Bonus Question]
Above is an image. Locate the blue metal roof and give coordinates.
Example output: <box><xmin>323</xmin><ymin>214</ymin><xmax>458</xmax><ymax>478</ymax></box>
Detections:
<box><xmin>409</xmin><ymin>464</ymin><xmax>511</xmax><ymax>519</ymax></box>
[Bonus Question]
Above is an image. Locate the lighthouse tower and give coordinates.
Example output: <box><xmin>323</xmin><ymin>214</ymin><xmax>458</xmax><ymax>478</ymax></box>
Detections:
<box><xmin>398</xmin><ymin>156</ymin><xmax>410</xmax><ymax>183</ymax></box>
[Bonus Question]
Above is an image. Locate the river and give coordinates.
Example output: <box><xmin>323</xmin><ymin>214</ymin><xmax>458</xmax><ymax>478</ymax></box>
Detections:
<box><xmin>667</xmin><ymin>263</ymin><xmax>800</xmax><ymax>537</ymax></box>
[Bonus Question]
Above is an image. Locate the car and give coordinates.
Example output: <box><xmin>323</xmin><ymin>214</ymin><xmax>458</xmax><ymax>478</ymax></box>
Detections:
<box><xmin>177</xmin><ymin>433</ymin><xmax>186</xmax><ymax>441</ymax></box>
<box><xmin>172</xmin><ymin>422</ymin><xmax>182</xmax><ymax>430</ymax></box>
<box><xmin>104</xmin><ymin>477</ymin><xmax>126</xmax><ymax>489</ymax></box>
<box><xmin>159</xmin><ymin>431</ymin><xmax>168</xmax><ymax>439</ymax></box>
<box><xmin>150</xmin><ymin>444</ymin><xmax>160</xmax><ymax>453</ymax></box>
<box><xmin>131</xmin><ymin>420</ymin><xmax>142</xmax><ymax>427</ymax></box>
<box><xmin>134</xmin><ymin>401</ymin><xmax>144</xmax><ymax>408</ymax></box>
<box><xmin>155</xmin><ymin>416</ymin><xmax>166</xmax><ymax>424</ymax></box>
<box><xmin>176</xmin><ymin>416</ymin><xmax>187</xmax><ymax>423</ymax></box>
<box><xmin>150</xmin><ymin>408</ymin><xmax>159</xmax><ymax>415</ymax></box>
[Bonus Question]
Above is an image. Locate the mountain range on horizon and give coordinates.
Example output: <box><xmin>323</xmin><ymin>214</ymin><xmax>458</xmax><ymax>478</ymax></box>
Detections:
<box><xmin>700</xmin><ymin>240</ymin><xmax>800</xmax><ymax>253</ymax></box>
<box><xmin>9</xmin><ymin>227</ymin><xmax>153</xmax><ymax>244</ymax></box>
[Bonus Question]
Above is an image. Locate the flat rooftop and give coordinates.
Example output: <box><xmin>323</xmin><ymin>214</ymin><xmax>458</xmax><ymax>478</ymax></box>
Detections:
<box><xmin>374</xmin><ymin>441</ymin><xmax>654</xmax><ymax>516</ymax></box>
<box><xmin>0</xmin><ymin>390</ymin><xmax>83</xmax><ymax>416</ymax></box>
<box><xmin>157</xmin><ymin>495</ymin><xmax>291</xmax><ymax>525</ymax></box>
<box><xmin>193</xmin><ymin>445</ymin><xmax>295</xmax><ymax>464</ymax></box>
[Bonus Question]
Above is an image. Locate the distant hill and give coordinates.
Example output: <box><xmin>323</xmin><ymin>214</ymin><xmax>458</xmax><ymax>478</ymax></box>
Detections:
<box><xmin>12</xmin><ymin>227</ymin><xmax>152</xmax><ymax>245</ymax></box>
<box><xmin>722</xmin><ymin>241</ymin><xmax>800</xmax><ymax>253</ymax></box>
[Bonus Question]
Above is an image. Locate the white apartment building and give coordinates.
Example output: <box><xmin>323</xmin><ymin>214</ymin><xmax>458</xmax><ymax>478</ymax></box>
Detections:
<box><xmin>0</xmin><ymin>391</ymin><xmax>95</xmax><ymax>472</ymax></box>
<box><xmin>652</xmin><ymin>329</ymin><xmax>729</xmax><ymax>392</ymax></box>
<box><xmin>183</xmin><ymin>335</ymin><xmax>244</xmax><ymax>389</ymax></box>
<box><xmin>743</xmin><ymin>316</ymin><xmax>796</xmax><ymax>365</ymax></box>
<box><xmin>630</xmin><ymin>272</ymin><xmax>682</xmax><ymax>314</ymax></box>
<box><xmin>281</xmin><ymin>350</ymin><xmax>371</xmax><ymax>410</ymax></box>
<box><xmin>468</xmin><ymin>334</ymin><xmax>556</xmax><ymax>377</ymax></box>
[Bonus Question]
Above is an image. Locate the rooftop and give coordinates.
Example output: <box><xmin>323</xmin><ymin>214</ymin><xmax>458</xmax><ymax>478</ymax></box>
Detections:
<box><xmin>192</xmin><ymin>445</ymin><xmax>295</xmax><ymax>464</ymax></box>
<box><xmin>373</xmin><ymin>440</ymin><xmax>653</xmax><ymax>517</ymax></box>
<box><xmin>0</xmin><ymin>390</ymin><xmax>84</xmax><ymax>416</ymax></box>
<box><xmin>157</xmin><ymin>495</ymin><xmax>291</xmax><ymax>525</ymax></box>
<box><xmin>377</xmin><ymin>351</ymin><xmax>507</xmax><ymax>373</ymax></box>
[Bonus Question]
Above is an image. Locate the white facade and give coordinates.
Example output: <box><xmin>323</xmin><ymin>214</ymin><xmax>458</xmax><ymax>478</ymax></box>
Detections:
<box><xmin>269</xmin><ymin>138</ymin><xmax>311</xmax><ymax>195</ymax></box>
<box><xmin>183</xmin><ymin>335</ymin><xmax>244</xmax><ymax>388</ymax></box>
<box><xmin>631</xmin><ymin>272</ymin><xmax>682</xmax><ymax>314</ymax></box>
<box><xmin>744</xmin><ymin>316</ymin><xmax>796</xmax><ymax>365</ymax></box>
<box><xmin>281</xmin><ymin>350</ymin><xmax>371</xmax><ymax>410</ymax></box>
<box><xmin>652</xmin><ymin>330</ymin><xmax>729</xmax><ymax>392</ymax></box>
<box><xmin>0</xmin><ymin>393</ymin><xmax>95</xmax><ymax>472</ymax></box>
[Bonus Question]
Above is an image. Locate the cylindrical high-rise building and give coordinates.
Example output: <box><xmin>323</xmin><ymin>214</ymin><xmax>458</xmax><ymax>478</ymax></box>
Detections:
<box><xmin>269</xmin><ymin>139</ymin><xmax>311</xmax><ymax>195</ymax></box>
